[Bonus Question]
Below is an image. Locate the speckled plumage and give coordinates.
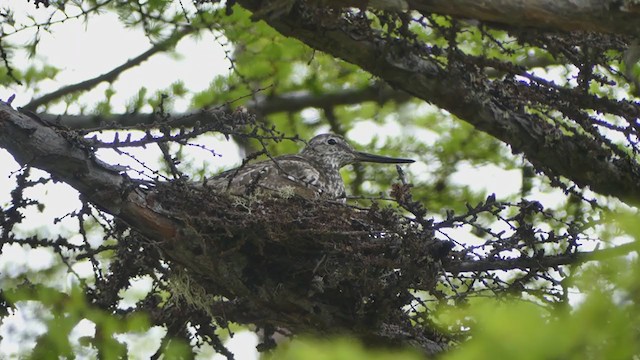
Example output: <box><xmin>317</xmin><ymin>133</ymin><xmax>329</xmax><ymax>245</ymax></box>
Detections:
<box><xmin>205</xmin><ymin>134</ymin><xmax>414</xmax><ymax>200</ymax></box>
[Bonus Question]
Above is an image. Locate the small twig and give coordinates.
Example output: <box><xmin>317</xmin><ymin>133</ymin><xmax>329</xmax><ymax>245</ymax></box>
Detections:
<box><xmin>23</xmin><ymin>26</ymin><xmax>195</xmax><ymax>110</ymax></box>
<box><xmin>445</xmin><ymin>241</ymin><xmax>639</xmax><ymax>273</ymax></box>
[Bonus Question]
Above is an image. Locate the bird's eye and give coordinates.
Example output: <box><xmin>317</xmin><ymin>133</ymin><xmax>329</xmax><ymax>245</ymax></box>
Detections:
<box><xmin>327</xmin><ymin>138</ymin><xmax>337</xmax><ymax>145</ymax></box>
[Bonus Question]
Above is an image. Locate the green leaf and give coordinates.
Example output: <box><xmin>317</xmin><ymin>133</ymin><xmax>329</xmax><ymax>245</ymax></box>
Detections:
<box><xmin>269</xmin><ymin>338</ymin><xmax>422</xmax><ymax>360</ymax></box>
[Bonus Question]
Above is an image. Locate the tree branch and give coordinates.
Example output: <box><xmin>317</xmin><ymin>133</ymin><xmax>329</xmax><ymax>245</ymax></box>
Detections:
<box><xmin>409</xmin><ymin>0</ymin><xmax>640</xmax><ymax>37</ymax></box>
<box><xmin>445</xmin><ymin>241</ymin><xmax>639</xmax><ymax>273</ymax></box>
<box><xmin>251</xmin><ymin>82</ymin><xmax>411</xmax><ymax>114</ymax></box>
<box><xmin>0</xmin><ymin>101</ymin><xmax>177</xmax><ymax>241</ymax></box>
<box><xmin>37</xmin><ymin>84</ymin><xmax>410</xmax><ymax>129</ymax></box>
<box><xmin>23</xmin><ymin>26</ymin><xmax>196</xmax><ymax>111</ymax></box>
<box><xmin>234</xmin><ymin>0</ymin><xmax>640</xmax><ymax>204</ymax></box>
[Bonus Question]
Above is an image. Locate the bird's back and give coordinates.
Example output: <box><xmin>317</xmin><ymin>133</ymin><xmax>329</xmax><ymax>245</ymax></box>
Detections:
<box><xmin>204</xmin><ymin>155</ymin><xmax>344</xmax><ymax>200</ymax></box>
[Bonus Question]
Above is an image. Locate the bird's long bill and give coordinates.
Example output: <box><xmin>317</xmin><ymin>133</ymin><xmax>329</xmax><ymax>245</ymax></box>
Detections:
<box><xmin>355</xmin><ymin>151</ymin><xmax>415</xmax><ymax>164</ymax></box>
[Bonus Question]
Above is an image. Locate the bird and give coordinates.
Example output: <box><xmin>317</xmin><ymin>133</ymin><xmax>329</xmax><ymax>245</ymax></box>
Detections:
<box><xmin>203</xmin><ymin>133</ymin><xmax>414</xmax><ymax>201</ymax></box>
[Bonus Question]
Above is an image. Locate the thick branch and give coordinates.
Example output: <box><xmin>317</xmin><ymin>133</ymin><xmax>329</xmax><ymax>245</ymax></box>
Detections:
<box><xmin>409</xmin><ymin>0</ymin><xmax>640</xmax><ymax>37</ymax></box>
<box><xmin>38</xmin><ymin>84</ymin><xmax>410</xmax><ymax>130</ymax></box>
<box><xmin>0</xmin><ymin>102</ymin><xmax>177</xmax><ymax>241</ymax></box>
<box><xmin>23</xmin><ymin>27</ymin><xmax>195</xmax><ymax>111</ymax></box>
<box><xmin>235</xmin><ymin>1</ymin><xmax>640</xmax><ymax>204</ymax></box>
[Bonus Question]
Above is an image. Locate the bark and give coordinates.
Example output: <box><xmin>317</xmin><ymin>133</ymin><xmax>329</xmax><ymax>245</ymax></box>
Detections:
<box><xmin>259</xmin><ymin>0</ymin><xmax>640</xmax><ymax>35</ymax></box>
<box><xmin>0</xmin><ymin>102</ymin><xmax>177</xmax><ymax>241</ymax></box>
<box><xmin>409</xmin><ymin>0</ymin><xmax>640</xmax><ymax>37</ymax></box>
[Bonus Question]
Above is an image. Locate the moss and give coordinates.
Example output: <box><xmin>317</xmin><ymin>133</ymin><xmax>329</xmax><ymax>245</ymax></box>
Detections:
<box><xmin>168</xmin><ymin>267</ymin><xmax>218</xmax><ymax>320</ymax></box>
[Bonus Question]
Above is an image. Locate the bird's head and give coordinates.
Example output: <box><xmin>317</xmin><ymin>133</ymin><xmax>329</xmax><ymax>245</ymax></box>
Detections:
<box><xmin>300</xmin><ymin>133</ymin><xmax>415</xmax><ymax>169</ymax></box>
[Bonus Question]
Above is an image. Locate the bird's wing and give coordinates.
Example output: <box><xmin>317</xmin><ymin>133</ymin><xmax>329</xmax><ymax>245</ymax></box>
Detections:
<box><xmin>204</xmin><ymin>155</ymin><xmax>327</xmax><ymax>199</ymax></box>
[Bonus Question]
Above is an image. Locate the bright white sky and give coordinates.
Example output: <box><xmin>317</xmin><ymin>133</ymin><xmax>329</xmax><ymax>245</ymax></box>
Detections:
<box><xmin>0</xmin><ymin>2</ymin><xmax>548</xmax><ymax>359</ymax></box>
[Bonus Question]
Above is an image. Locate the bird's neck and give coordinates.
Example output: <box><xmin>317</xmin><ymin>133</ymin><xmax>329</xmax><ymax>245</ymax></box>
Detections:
<box><xmin>312</xmin><ymin>157</ymin><xmax>342</xmax><ymax>174</ymax></box>
<box><xmin>301</xmin><ymin>151</ymin><xmax>342</xmax><ymax>172</ymax></box>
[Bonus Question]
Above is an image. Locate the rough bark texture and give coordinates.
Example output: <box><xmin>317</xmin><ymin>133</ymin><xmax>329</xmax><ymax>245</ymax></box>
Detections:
<box><xmin>410</xmin><ymin>0</ymin><xmax>640</xmax><ymax>36</ymax></box>
<box><xmin>0</xmin><ymin>103</ymin><xmax>177</xmax><ymax>241</ymax></box>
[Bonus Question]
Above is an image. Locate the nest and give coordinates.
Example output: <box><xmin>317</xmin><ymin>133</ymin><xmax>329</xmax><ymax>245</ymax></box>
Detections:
<box><xmin>152</xmin><ymin>181</ymin><xmax>450</xmax><ymax>346</ymax></box>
